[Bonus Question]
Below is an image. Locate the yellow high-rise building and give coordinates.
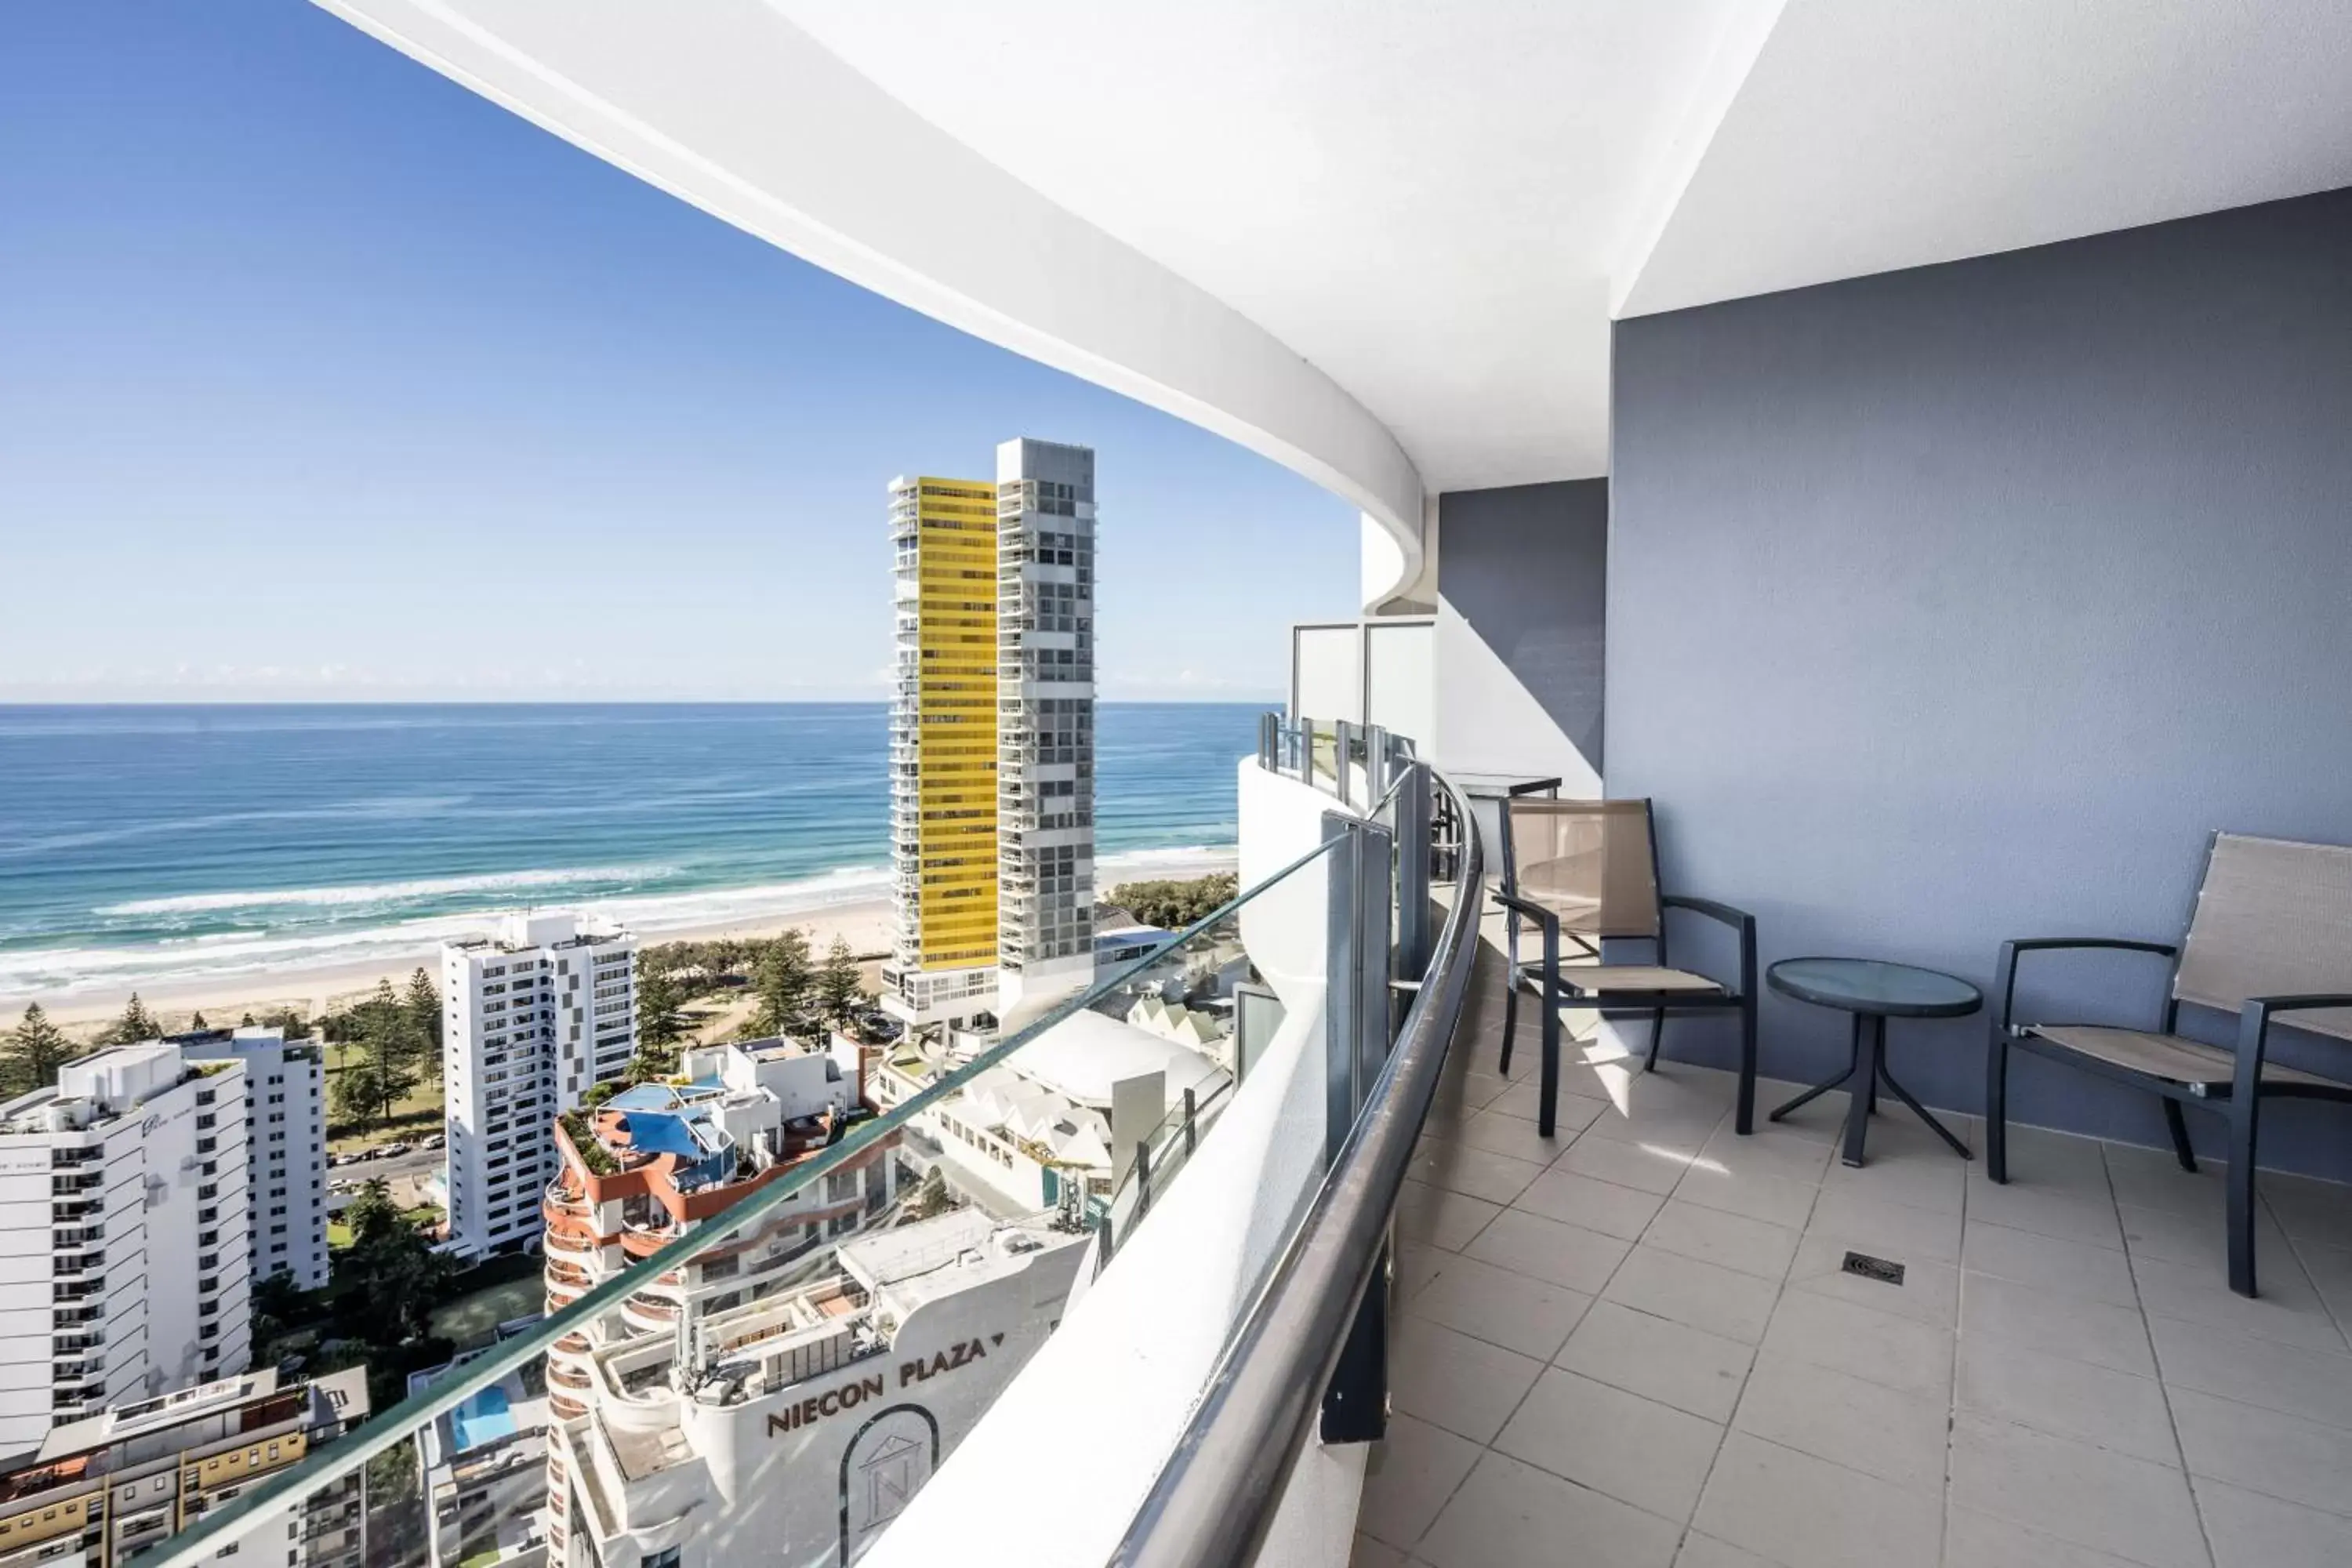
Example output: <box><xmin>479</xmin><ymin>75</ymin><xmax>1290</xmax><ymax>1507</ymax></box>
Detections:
<box><xmin>882</xmin><ymin>476</ymin><xmax>1001</xmax><ymax>1028</ymax></box>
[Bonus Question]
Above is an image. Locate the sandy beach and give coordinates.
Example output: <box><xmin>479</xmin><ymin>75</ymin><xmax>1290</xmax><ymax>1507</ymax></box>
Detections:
<box><xmin>20</xmin><ymin>848</ymin><xmax>1238</xmax><ymax>1036</ymax></box>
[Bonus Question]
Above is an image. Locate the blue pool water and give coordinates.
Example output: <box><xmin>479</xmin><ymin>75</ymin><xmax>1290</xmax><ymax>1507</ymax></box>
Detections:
<box><xmin>449</xmin><ymin>1385</ymin><xmax>516</xmax><ymax>1451</ymax></box>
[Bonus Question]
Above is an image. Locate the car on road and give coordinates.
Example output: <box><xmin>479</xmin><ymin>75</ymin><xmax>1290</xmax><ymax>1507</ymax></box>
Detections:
<box><xmin>423</xmin><ymin>1134</ymin><xmax>446</xmax><ymax>1149</ymax></box>
<box><xmin>380</xmin><ymin>1142</ymin><xmax>411</xmax><ymax>1157</ymax></box>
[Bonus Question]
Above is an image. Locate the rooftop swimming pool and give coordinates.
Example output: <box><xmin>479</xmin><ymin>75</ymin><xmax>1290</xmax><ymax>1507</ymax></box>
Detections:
<box><xmin>449</xmin><ymin>1385</ymin><xmax>517</xmax><ymax>1451</ymax></box>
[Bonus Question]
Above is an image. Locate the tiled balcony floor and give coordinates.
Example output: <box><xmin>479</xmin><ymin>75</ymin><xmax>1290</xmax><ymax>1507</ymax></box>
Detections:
<box><xmin>1355</xmin><ymin>948</ymin><xmax>2352</xmax><ymax>1568</ymax></box>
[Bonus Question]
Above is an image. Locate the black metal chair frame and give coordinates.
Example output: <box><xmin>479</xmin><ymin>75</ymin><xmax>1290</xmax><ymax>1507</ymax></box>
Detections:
<box><xmin>1488</xmin><ymin>786</ymin><xmax>1759</xmax><ymax>1138</ymax></box>
<box><xmin>1987</xmin><ymin>839</ymin><xmax>2352</xmax><ymax>1298</ymax></box>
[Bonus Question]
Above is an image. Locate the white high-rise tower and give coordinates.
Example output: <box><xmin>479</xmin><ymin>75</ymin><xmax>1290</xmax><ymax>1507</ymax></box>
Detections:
<box><xmin>441</xmin><ymin>912</ymin><xmax>637</xmax><ymax>1258</ymax></box>
<box><xmin>994</xmin><ymin>437</ymin><xmax>1098</xmax><ymax>1022</ymax></box>
<box><xmin>0</xmin><ymin>1043</ymin><xmax>252</xmax><ymax>1454</ymax></box>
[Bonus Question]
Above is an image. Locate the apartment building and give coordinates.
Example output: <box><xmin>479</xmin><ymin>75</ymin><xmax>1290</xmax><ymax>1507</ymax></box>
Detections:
<box><xmin>994</xmin><ymin>437</ymin><xmax>1099</xmax><ymax>1022</ymax></box>
<box><xmin>545</xmin><ymin>1209</ymin><xmax>1083</xmax><ymax>1568</ymax></box>
<box><xmin>176</xmin><ymin>1026</ymin><xmax>328</xmax><ymax>1291</ymax></box>
<box><xmin>408</xmin><ymin>1350</ymin><xmax>546</xmax><ymax>1568</ymax></box>
<box><xmin>0</xmin><ymin>1367</ymin><xmax>368</xmax><ymax>1568</ymax></box>
<box><xmin>539</xmin><ymin>1036</ymin><xmax>895</xmax><ymax>1419</ymax></box>
<box><xmin>539</xmin><ymin>1036</ymin><xmax>896</xmax><ymax>1565</ymax></box>
<box><xmin>0</xmin><ymin>1044</ymin><xmax>251</xmax><ymax>1459</ymax></box>
<box><xmin>443</xmin><ymin>913</ymin><xmax>638</xmax><ymax>1258</ymax></box>
<box><xmin>882</xmin><ymin>474</ymin><xmax>1002</xmax><ymax>1032</ymax></box>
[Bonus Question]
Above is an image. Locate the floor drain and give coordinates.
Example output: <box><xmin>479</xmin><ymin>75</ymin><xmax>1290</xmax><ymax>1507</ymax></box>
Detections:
<box><xmin>1842</xmin><ymin>1250</ymin><xmax>1905</xmax><ymax>1286</ymax></box>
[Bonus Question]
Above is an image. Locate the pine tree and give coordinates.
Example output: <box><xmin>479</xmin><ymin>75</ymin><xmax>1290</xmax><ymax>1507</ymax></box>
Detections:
<box><xmin>364</xmin><ymin>976</ymin><xmax>427</xmax><ymax>1073</ymax></box>
<box><xmin>107</xmin><ymin>993</ymin><xmax>160</xmax><ymax>1046</ymax></box>
<box><xmin>754</xmin><ymin>930</ymin><xmax>815</xmax><ymax>1036</ymax></box>
<box><xmin>815</xmin><ymin>935</ymin><xmax>866</xmax><ymax>1030</ymax></box>
<box><xmin>638</xmin><ymin>965</ymin><xmax>688</xmax><ymax>1049</ymax></box>
<box><xmin>402</xmin><ymin>967</ymin><xmax>441</xmax><ymax>1051</ymax></box>
<box><xmin>2</xmin><ymin>1004</ymin><xmax>73</xmax><ymax>1098</ymax></box>
<box><xmin>331</xmin><ymin>1054</ymin><xmax>387</xmax><ymax>1133</ymax></box>
<box><xmin>372</xmin><ymin>1051</ymin><xmax>419</xmax><ymax>1125</ymax></box>
<box><xmin>241</xmin><ymin>1012</ymin><xmax>258</xmax><ymax>1027</ymax></box>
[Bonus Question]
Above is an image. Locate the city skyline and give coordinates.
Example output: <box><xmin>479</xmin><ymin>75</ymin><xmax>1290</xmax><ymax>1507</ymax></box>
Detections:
<box><xmin>0</xmin><ymin>5</ymin><xmax>1360</xmax><ymax>706</ymax></box>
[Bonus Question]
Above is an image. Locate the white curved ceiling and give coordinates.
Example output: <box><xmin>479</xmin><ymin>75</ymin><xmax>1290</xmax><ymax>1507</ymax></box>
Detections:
<box><xmin>320</xmin><ymin>0</ymin><xmax>2352</xmax><ymax>523</ymax></box>
<box><xmin>771</xmin><ymin>0</ymin><xmax>1759</xmax><ymax>494</ymax></box>
<box><xmin>1624</xmin><ymin>0</ymin><xmax>2352</xmax><ymax>317</ymax></box>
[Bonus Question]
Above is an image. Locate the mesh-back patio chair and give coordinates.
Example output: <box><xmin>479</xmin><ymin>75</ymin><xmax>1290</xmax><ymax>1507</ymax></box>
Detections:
<box><xmin>1490</xmin><ymin>795</ymin><xmax>1759</xmax><ymax>1138</ymax></box>
<box><xmin>1988</xmin><ymin>832</ymin><xmax>2352</xmax><ymax>1297</ymax></box>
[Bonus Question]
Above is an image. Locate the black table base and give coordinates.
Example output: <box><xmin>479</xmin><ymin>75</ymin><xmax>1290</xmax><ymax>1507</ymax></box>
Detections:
<box><xmin>1770</xmin><ymin>1011</ymin><xmax>1973</xmax><ymax>1168</ymax></box>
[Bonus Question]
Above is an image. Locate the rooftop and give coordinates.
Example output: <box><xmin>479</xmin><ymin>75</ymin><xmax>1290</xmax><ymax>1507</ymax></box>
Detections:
<box><xmin>1010</xmin><ymin>1007</ymin><xmax>1227</xmax><ymax>1110</ymax></box>
<box><xmin>563</xmin><ymin>1038</ymin><xmax>855</xmax><ymax>1200</ymax></box>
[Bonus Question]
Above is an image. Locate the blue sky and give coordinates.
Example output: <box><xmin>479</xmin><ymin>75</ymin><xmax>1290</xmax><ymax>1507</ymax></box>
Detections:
<box><xmin>0</xmin><ymin>4</ymin><xmax>1359</xmax><ymax>702</ymax></box>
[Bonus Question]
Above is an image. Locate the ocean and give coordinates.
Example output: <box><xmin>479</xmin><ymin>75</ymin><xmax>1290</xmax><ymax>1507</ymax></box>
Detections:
<box><xmin>0</xmin><ymin>702</ymin><xmax>1261</xmax><ymax>1000</ymax></box>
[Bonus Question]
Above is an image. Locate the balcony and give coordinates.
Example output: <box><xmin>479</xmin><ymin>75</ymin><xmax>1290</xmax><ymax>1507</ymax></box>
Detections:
<box><xmin>542</xmin><ymin>1227</ymin><xmax>597</xmax><ymax>1266</ymax></box>
<box><xmin>1334</xmin><ymin>929</ymin><xmax>2350</xmax><ymax>1568</ymax></box>
<box><xmin>604</xmin><ymin>1225</ymin><xmax>666</xmax><ymax>1265</ymax></box>
<box><xmin>622</xmin><ymin>1290</ymin><xmax>679</xmax><ymax>1327</ymax></box>
<box><xmin>132</xmin><ymin>9</ymin><xmax>2352</xmax><ymax>1568</ymax></box>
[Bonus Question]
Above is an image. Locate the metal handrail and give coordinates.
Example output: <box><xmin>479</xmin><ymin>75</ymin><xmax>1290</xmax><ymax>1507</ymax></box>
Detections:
<box><xmin>1108</xmin><ymin>761</ymin><xmax>1485</xmax><ymax>1567</ymax></box>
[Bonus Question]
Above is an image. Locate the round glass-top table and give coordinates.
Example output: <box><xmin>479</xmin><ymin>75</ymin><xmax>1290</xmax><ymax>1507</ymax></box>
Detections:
<box><xmin>1766</xmin><ymin>957</ymin><xmax>1981</xmax><ymax>1167</ymax></box>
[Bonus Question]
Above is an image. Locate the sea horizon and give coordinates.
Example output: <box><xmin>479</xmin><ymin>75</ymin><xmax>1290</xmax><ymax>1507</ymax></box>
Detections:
<box><xmin>0</xmin><ymin>701</ymin><xmax>1261</xmax><ymax>1004</ymax></box>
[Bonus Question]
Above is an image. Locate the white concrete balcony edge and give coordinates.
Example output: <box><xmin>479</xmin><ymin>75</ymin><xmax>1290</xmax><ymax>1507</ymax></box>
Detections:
<box><xmin>863</xmin><ymin>760</ymin><xmax>1370</xmax><ymax>1568</ymax></box>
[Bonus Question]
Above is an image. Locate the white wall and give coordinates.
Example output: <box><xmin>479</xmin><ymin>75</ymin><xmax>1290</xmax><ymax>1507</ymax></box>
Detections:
<box><xmin>1432</xmin><ymin>601</ymin><xmax>1601</xmax><ymax>793</ymax></box>
<box><xmin>866</xmin><ymin>764</ymin><xmax>1358</xmax><ymax>1568</ymax></box>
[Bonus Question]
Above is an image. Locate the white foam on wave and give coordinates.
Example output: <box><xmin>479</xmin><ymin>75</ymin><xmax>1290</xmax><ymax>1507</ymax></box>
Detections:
<box><xmin>97</xmin><ymin>866</ymin><xmax>673</xmax><ymax>916</ymax></box>
<box><xmin>4</xmin><ymin>845</ymin><xmax>1237</xmax><ymax>1000</ymax></box>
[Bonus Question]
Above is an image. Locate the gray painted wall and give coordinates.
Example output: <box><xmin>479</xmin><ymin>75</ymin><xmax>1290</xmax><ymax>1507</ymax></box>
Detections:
<box><xmin>1608</xmin><ymin>187</ymin><xmax>2352</xmax><ymax>1179</ymax></box>
<box><xmin>1439</xmin><ymin>479</ymin><xmax>1610</xmax><ymax>774</ymax></box>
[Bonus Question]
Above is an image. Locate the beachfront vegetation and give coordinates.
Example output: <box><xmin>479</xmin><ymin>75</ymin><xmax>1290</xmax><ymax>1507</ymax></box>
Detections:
<box><xmin>1105</xmin><ymin>872</ymin><xmax>1241</xmax><ymax>932</ymax></box>
<box><xmin>332</xmin><ymin>1047</ymin><xmax>420</xmax><ymax>1131</ymax></box>
<box><xmin>100</xmin><ymin>991</ymin><xmax>161</xmax><ymax>1046</ymax></box>
<box><xmin>322</xmin><ymin>971</ymin><xmax>440</xmax><ymax>1139</ymax></box>
<box><xmin>817</xmin><ymin>935</ymin><xmax>864</xmax><ymax>1029</ymax></box>
<box><xmin>638</xmin><ymin>965</ymin><xmax>690</xmax><ymax>1048</ymax></box>
<box><xmin>323</xmin><ymin>974</ymin><xmax>436</xmax><ymax>1067</ymax></box>
<box><xmin>404</xmin><ymin>966</ymin><xmax>442</xmax><ymax>1046</ymax></box>
<box><xmin>634</xmin><ymin>937</ymin><xmax>759</xmax><ymax>1045</ymax></box>
<box><xmin>2</xmin><ymin>1004</ymin><xmax>74</xmax><ymax>1098</ymax></box>
<box><xmin>754</xmin><ymin>928</ymin><xmax>817</xmax><ymax>1036</ymax></box>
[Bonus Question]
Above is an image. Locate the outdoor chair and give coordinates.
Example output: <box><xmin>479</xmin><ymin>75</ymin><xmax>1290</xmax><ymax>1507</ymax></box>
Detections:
<box><xmin>1988</xmin><ymin>832</ymin><xmax>2352</xmax><ymax>1297</ymax></box>
<box><xmin>1490</xmin><ymin>793</ymin><xmax>1758</xmax><ymax>1138</ymax></box>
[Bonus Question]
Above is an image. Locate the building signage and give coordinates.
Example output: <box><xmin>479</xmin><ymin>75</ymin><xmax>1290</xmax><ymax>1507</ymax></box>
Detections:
<box><xmin>767</xmin><ymin>1334</ymin><xmax>1004</xmax><ymax>1438</ymax></box>
<box><xmin>768</xmin><ymin>1374</ymin><xmax>886</xmax><ymax>1435</ymax></box>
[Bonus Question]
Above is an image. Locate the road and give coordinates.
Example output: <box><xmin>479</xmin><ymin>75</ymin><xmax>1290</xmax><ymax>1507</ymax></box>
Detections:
<box><xmin>327</xmin><ymin>1142</ymin><xmax>445</xmax><ymax>1208</ymax></box>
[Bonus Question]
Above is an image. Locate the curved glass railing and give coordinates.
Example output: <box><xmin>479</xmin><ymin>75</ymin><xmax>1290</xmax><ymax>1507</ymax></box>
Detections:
<box><xmin>1109</xmin><ymin>727</ymin><xmax>1484</xmax><ymax>1567</ymax></box>
<box><xmin>147</xmin><ymin>837</ymin><xmax>1340</xmax><ymax>1568</ymax></box>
